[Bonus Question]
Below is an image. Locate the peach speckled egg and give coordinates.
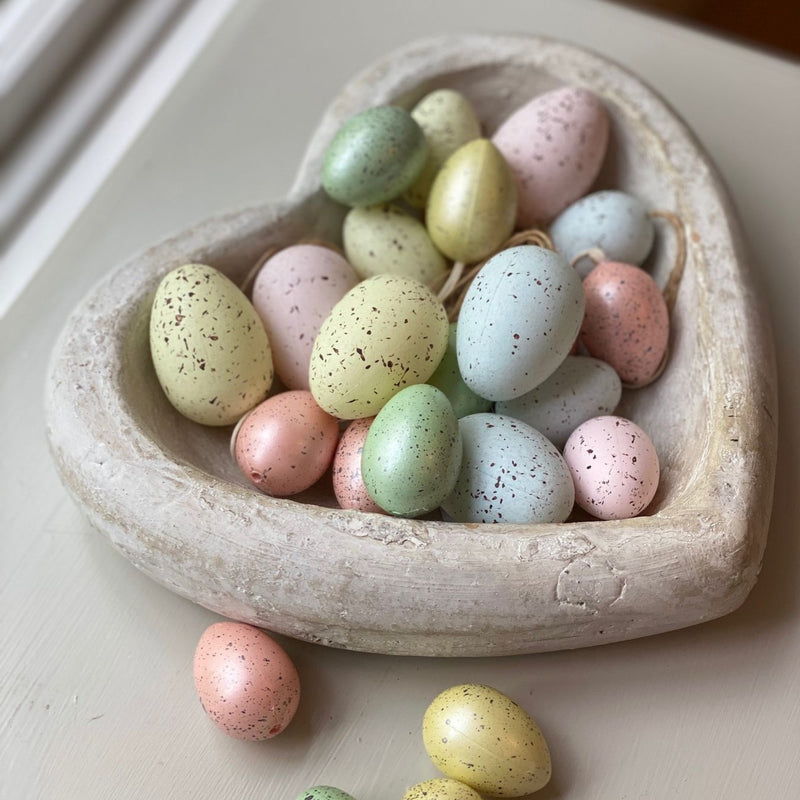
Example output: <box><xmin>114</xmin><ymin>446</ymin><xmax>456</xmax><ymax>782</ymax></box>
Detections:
<box><xmin>563</xmin><ymin>415</ymin><xmax>660</xmax><ymax>519</ymax></box>
<box><xmin>332</xmin><ymin>417</ymin><xmax>385</xmax><ymax>513</ymax></box>
<box><xmin>192</xmin><ymin>621</ymin><xmax>300</xmax><ymax>740</ymax></box>
<box><xmin>233</xmin><ymin>390</ymin><xmax>339</xmax><ymax>496</ymax></box>
<box><xmin>580</xmin><ymin>260</ymin><xmax>669</xmax><ymax>387</ymax></box>
<box><xmin>492</xmin><ymin>86</ymin><xmax>609</xmax><ymax>227</ymax></box>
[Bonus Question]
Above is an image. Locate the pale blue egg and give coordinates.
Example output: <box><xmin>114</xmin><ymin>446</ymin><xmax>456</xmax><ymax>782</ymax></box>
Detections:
<box><xmin>293</xmin><ymin>787</ymin><xmax>358</xmax><ymax>800</ymax></box>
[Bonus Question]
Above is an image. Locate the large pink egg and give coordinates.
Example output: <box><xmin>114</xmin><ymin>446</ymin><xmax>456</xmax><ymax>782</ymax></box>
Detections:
<box><xmin>331</xmin><ymin>417</ymin><xmax>385</xmax><ymax>513</ymax></box>
<box><xmin>192</xmin><ymin>621</ymin><xmax>300</xmax><ymax>741</ymax></box>
<box><xmin>492</xmin><ymin>86</ymin><xmax>609</xmax><ymax>227</ymax></box>
<box><xmin>233</xmin><ymin>390</ymin><xmax>339</xmax><ymax>496</ymax></box>
<box><xmin>563</xmin><ymin>415</ymin><xmax>659</xmax><ymax>520</ymax></box>
<box><xmin>581</xmin><ymin>261</ymin><xmax>669</xmax><ymax>387</ymax></box>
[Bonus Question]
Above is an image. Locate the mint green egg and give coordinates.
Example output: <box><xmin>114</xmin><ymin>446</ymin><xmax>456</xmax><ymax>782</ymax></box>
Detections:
<box><xmin>362</xmin><ymin>384</ymin><xmax>462</xmax><ymax>517</ymax></box>
<box><xmin>293</xmin><ymin>787</ymin><xmax>358</xmax><ymax>800</ymax></box>
<box><xmin>322</xmin><ymin>105</ymin><xmax>427</xmax><ymax>207</ymax></box>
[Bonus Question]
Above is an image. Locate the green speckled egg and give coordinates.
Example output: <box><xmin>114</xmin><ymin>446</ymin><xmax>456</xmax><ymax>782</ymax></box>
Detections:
<box><xmin>422</xmin><ymin>684</ymin><xmax>551</xmax><ymax>798</ymax></box>
<box><xmin>343</xmin><ymin>203</ymin><xmax>448</xmax><ymax>285</ymax></box>
<box><xmin>405</xmin><ymin>89</ymin><xmax>482</xmax><ymax>209</ymax></box>
<box><xmin>402</xmin><ymin>777</ymin><xmax>482</xmax><ymax>800</ymax></box>
<box><xmin>309</xmin><ymin>274</ymin><xmax>449</xmax><ymax>420</ymax></box>
<box><xmin>427</xmin><ymin>323</ymin><xmax>492</xmax><ymax>418</ymax></box>
<box><xmin>426</xmin><ymin>138</ymin><xmax>516</xmax><ymax>263</ymax></box>
<box><xmin>149</xmin><ymin>263</ymin><xmax>273</xmax><ymax>426</ymax></box>
<box><xmin>361</xmin><ymin>384</ymin><xmax>461</xmax><ymax>517</ymax></box>
<box><xmin>293</xmin><ymin>787</ymin><xmax>357</xmax><ymax>800</ymax></box>
<box><xmin>322</xmin><ymin>105</ymin><xmax>427</xmax><ymax>207</ymax></box>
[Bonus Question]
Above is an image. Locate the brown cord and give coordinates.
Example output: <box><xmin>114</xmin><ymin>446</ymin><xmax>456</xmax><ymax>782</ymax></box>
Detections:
<box><xmin>650</xmin><ymin>209</ymin><xmax>687</xmax><ymax>314</ymax></box>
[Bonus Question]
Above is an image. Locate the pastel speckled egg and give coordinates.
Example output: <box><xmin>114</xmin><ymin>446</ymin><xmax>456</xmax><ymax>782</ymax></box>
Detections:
<box><xmin>149</xmin><ymin>263</ymin><xmax>273</xmax><ymax>426</ymax></box>
<box><xmin>402</xmin><ymin>778</ymin><xmax>482</xmax><ymax>800</ymax></box>
<box><xmin>232</xmin><ymin>390</ymin><xmax>339</xmax><ymax>496</ymax></box>
<box><xmin>332</xmin><ymin>417</ymin><xmax>385</xmax><ymax>513</ymax></box>
<box><xmin>251</xmin><ymin>244</ymin><xmax>359</xmax><ymax>390</ymax></box>
<box><xmin>549</xmin><ymin>189</ymin><xmax>656</xmax><ymax>278</ymax></box>
<box><xmin>309</xmin><ymin>274</ymin><xmax>449</xmax><ymax>420</ymax></box>
<box><xmin>343</xmin><ymin>204</ymin><xmax>448</xmax><ymax>285</ymax></box>
<box><xmin>456</xmin><ymin>245</ymin><xmax>585</xmax><ymax>401</ymax></box>
<box><xmin>441</xmin><ymin>413</ymin><xmax>574</xmax><ymax>524</ymax></box>
<box><xmin>293</xmin><ymin>788</ymin><xmax>358</xmax><ymax>800</ymax></box>
<box><xmin>192</xmin><ymin>621</ymin><xmax>300</xmax><ymax>741</ymax></box>
<box><xmin>422</xmin><ymin>684</ymin><xmax>551</xmax><ymax>797</ymax></box>
<box><xmin>322</xmin><ymin>105</ymin><xmax>427</xmax><ymax>207</ymax></box>
<box><xmin>492</xmin><ymin>86</ymin><xmax>609</xmax><ymax>227</ymax></box>
<box><xmin>361</xmin><ymin>384</ymin><xmax>462</xmax><ymax>517</ymax></box>
<box><xmin>581</xmin><ymin>260</ymin><xmax>669</xmax><ymax>387</ymax></box>
<box><xmin>564</xmin><ymin>415</ymin><xmax>660</xmax><ymax>519</ymax></box>
<box><xmin>405</xmin><ymin>88</ymin><xmax>482</xmax><ymax>209</ymax></box>
<box><xmin>496</xmin><ymin>355</ymin><xmax>622</xmax><ymax>450</ymax></box>
<box><xmin>426</xmin><ymin>138</ymin><xmax>517</xmax><ymax>263</ymax></box>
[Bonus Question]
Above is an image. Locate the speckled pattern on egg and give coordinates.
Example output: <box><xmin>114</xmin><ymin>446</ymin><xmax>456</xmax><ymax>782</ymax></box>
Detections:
<box><xmin>402</xmin><ymin>777</ymin><xmax>483</xmax><ymax>800</ymax></box>
<box><xmin>563</xmin><ymin>414</ymin><xmax>660</xmax><ymax>519</ymax></box>
<box><xmin>293</xmin><ymin>788</ymin><xmax>358</xmax><ymax>800</ymax></box>
<box><xmin>332</xmin><ymin>417</ymin><xmax>385</xmax><ymax>513</ymax></box>
<box><xmin>580</xmin><ymin>260</ymin><xmax>669</xmax><ymax>387</ymax></box>
<box><xmin>492</xmin><ymin>86</ymin><xmax>609</xmax><ymax>227</ymax></box>
<box><xmin>149</xmin><ymin>263</ymin><xmax>273</xmax><ymax>426</ymax></box>
<box><xmin>422</xmin><ymin>684</ymin><xmax>552</xmax><ymax>798</ymax></box>
<box><xmin>192</xmin><ymin>621</ymin><xmax>300</xmax><ymax>741</ymax></box>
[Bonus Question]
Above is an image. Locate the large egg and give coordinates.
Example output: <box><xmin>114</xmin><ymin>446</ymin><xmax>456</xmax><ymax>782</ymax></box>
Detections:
<box><xmin>309</xmin><ymin>274</ymin><xmax>449</xmax><ymax>419</ymax></box>
<box><xmin>149</xmin><ymin>263</ymin><xmax>273</xmax><ymax>426</ymax></box>
<box><xmin>422</xmin><ymin>684</ymin><xmax>551</xmax><ymax>797</ymax></box>
<box><xmin>251</xmin><ymin>244</ymin><xmax>358</xmax><ymax>390</ymax></box>
<box><xmin>492</xmin><ymin>86</ymin><xmax>609</xmax><ymax>227</ymax></box>
<box><xmin>403</xmin><ymin>778</ymin><xmax>482</xmax><ymax>800</ymax></box>
<box><xmin>456</xmin><ymin>245</ymin><xmax>585</xmax><ymax>401</ymax></box>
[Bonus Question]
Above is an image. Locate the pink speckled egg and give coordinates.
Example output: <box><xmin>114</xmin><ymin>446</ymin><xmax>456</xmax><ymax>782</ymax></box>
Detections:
<box><xmin>563</xmin><ymin>415</ymin><xmax>660</xmax><ymax>520</ymax></box>
<box><xmin>332</xmin><ymin>417</ymin><xmax>385</xmax><ymax>513</ymax></box>
<box><xmin>491</xmin><ymin>86</ymin><xmax>609</xmax><ymax>227</ymax></box>
<box><xmin>233</xmin><ymin>390</ymin><xmax>339</xmax><ymax>496</ymax></box>
<box><xmin>192</xmin><ymin>621</ymin><xmax>300</xmax><ymax>740</ymax></box>
<box><xmin>580</xmin><ymin>261</ymin><xmax>669</xmax><ymax>387</ymax></box>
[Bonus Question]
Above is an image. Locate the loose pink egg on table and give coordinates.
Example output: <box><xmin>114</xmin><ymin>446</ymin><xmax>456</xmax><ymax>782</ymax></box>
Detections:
<box><xmin>233</xmin><ymin>389</ymin><xmax>340</xmax><ymax>496</ymax></box>
<box><xmin>332</xmin><ymin>417</ymin><xmax>385</xmax><ymax>513</ymax></box>
<box><xmin>192</xmin><ymin>621</ymin><xmax>300</xmax><ymax>741</ymax></box>
<box><xmin>580</xmin><ymin>260</ymin><xmax>670</xmax><ymax>387</ymax></box>
<box><xmin>563</xmin><ymin>415</ymin><xmax>660</xmax><ymax>520</ymax></box>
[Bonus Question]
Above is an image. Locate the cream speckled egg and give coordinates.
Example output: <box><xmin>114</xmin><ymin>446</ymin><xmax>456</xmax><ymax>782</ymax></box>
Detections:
<box><xmin>402</xmin><ymin>778</ymin><xmax>482</xmax><ymax>800</ymax></box>
<box><xmin>422</xmin><ymin>684</ymin><xmax>551</xmax><ymax>797</ymax></box>
<box><xmin>192</xmin><ymin>621</ymin><xmax>300</xmax><ymax>741</ymax></box>
<box><xmin>293</xmin><ymin>788</ymin><xmax>358</xmax><ymax>800</ymax></box>
<box><xmin>149</xmin><ymin>263</ymin><xmax>273</xmax><ymax>426</ymax></box>
<box><xmin>332</xmin><ymin>417</ymin><xmax>385</xmax><ymax>513</ymax></box>
<box><xmin>309</xmin><ymin>274</ymin><xmax>449</xmax><ymax>419</ymax></box>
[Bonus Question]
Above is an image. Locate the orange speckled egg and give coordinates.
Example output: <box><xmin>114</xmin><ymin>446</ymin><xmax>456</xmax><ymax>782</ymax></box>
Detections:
<box><xmin>233</xmin><ymin>390</ymin><xmax>339</xmax><ymax>496</ymax></box>
<box><xmin>192</xmin><ymin>621</ymin><xmax>300</xmax><ymax>740</ymax></box>
<box><xmin>332</xmin><ymin>417</ymin><xmax>385</xmax><ymax>513</ymax></box>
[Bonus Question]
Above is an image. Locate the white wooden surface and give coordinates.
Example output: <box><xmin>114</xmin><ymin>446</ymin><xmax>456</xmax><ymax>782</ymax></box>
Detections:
<box><xmin>2</xmin><ymin>1</ymin><xmax>799</xmax><ymax>798</ymax></box>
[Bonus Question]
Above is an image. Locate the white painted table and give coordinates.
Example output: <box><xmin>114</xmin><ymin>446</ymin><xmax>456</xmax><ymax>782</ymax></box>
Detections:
<box><xmin>2</xmin><ymin>1</ymin><xmax>799</xmax><ymax>797</ymax></box>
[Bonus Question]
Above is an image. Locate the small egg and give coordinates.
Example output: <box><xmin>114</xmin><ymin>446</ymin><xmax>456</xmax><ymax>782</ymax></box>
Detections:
<box><xmin>251</xmin><ymin>244</ymin><xmax>359</xmax><ymax>390</ymax></box>
<box><xmin>343</xmin><ymin>204</ymin><xmax>448</xmax><ymax>285</ymax></box>
<box><xmin>149</xmin><ymin>263</ymin><xmax>273</xmax><ymax>426</ymax></box>
<box><xmin>402</xmin><ymin>778</ymin><xmax>482</xmax><ymax>800</ymax></box>
<box><xmin>426</xmin><ymin>138</ymin><xmax>517</xmax><ymax>263</ymax></box>
<box><xmin>581</xmin><ymin>260</ymin><xmax>669</xmax><ymax>387</ymax></box>
<box><xmin>361</xmin><ymin>384</ymin><xmax>462</xmax><ymax>518</ymax></box>
<box><xmin>293</xmin><ymin>787</ymin><xmax>358</xmax><ymax>800</ymax></box>
<box><xmin>332</xmin><ymin>417</ymin><xmax>385</xmax><ymax>513</ymax></box>
<box><xmin>441</xmin><ymin>413</ymin><xmax>574</xmax><ymax>524</ymax></box>
<box><xmin>322</xmin><ymin>105</ymin><xmax>427</xmax><ymax>207</ymax></box>
<box><xmin>233</xmin><ymin>390</ymin><xmax>339</xmax><ymax>496</ymax></box>
<box><xmin>549</xmin><ymin>190</ymin><xmax>656</xmax><ymax>278</ymax></box>
<box><xmin>496</xmin><ymin>355</ymin><xmax>622</xmax><ymax>450</ymax></box>
<box><xmin>422</xmin><ymin>684</ymin><xmax>551</xmax><ymax>797</ymax></box>
<box><xmin>405</xmin><ymin>88</ymin><xmax>482</xmax><ymax>209</ymax></box>
<box><xmin>192</xmin><ymin>621</ymin><xmax>300</xmax><ymax>741</ymax></box>
<box><xmin>563</xmin><ymin>415</ymin><xmax>660</xmax><ymax>519</ymax></box>
<box><xmin>492</xmin><ymin>86</ymin><xmax>609</xmax><ymax>226</ymax></box>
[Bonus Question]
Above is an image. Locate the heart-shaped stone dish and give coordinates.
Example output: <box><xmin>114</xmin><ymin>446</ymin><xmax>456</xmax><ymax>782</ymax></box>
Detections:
<box><xmin>45</xmin><ymin>33</ymin><xmax>777</xmax><ymax>657</ymax></box>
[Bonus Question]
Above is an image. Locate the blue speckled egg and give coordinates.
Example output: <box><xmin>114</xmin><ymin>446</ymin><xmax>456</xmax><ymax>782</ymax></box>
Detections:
<box><xmin>441</xmin><ymin>413</ymin><xmax>574</xmax><ymax>524</ymax></box>
<box><xmin>456</xmin><ymin>245</ymin><xmax>585</xmax><ymax>402</ymax></box>
<box><xmin>322</xmin><ymin>105</ymin><xmax>427</xmax><ymax>207</ymax></box>
<box><xmin>549</xmin><ymin>190</ymin><xmax>656</xmax><ymax>278</ymax></box>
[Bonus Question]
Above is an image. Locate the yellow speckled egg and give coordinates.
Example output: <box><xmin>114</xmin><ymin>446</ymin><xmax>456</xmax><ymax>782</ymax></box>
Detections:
<box><xmin>422</xmin><ymin>684</ymin><xmax>551</xmax><ymax>797</ymax></box>
<box><xmin>402</xmin><ymin>778</ymin><xmax>482</xmax><ymax>800</ymax></box>
<box><xmin>426</xmin><ymin>138</ymin><xmax>516</xmax><ymax>263</ymax></box>
<box><xmin>343</xmin><ymin>204</ymin><xmax>448</xmax><ymax>286</ymax></box>
<box><xmin>309</xmin><ymin>274</ymin><xmax>449</xmax><ymax>420</ymax></box>
<box><xmin>149</xmin><ymin>263</ymin><xmax>273</xmax><ymax>426</ymax></box>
